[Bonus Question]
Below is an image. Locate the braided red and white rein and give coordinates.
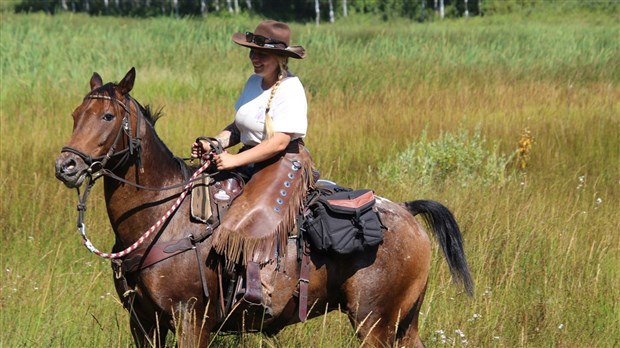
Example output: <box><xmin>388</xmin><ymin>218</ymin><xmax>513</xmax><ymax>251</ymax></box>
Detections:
<box><xmin>79</xmin><ymin>160</ymin><xmax>211</xmax><ymax>259</ymax></box>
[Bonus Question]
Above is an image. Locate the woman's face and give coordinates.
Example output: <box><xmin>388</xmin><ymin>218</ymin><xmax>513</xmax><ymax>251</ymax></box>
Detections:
<box><xmin>249</xmin><ymin>49</ymin><xmax>279</xmax><ymax>79</ymax></box>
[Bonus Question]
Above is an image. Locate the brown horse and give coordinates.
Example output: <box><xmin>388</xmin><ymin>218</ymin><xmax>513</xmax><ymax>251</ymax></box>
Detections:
<box><xmin>55</xmin><ymin>68</ymin><xmax>473</xmax><ymax>348</ymax></box>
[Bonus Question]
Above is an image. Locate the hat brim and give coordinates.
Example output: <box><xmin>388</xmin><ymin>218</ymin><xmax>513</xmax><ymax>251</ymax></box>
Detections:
<box><xmin>231</xmin><ymin>32</ymin><xmax>306</xmax><ymax>59</ymax></box>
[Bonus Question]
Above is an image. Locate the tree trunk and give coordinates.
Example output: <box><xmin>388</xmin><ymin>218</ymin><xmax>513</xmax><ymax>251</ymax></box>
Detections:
<box><xmin>227</xmin><ymin>0</ymin><xmax>232</xmax><ymax>13</ymax></box>
<box><xmin>342</xmin><ymin>0</ymin><xmax>347</xmax><ymax>17</ymax></box>
<box><xmin>464</xmin><ymin>0</ymin><xmax>469</xmax><ymax>17</ymax></box>
<box><xmin>201</xmin><ymin>0</ymin><xmax>208</xmax><ymax>16</ymax></box>
<box><xmin>245</xmin><ymin>0</ymin><xmax>252</xmax><ymax>10</ymax></box>
<box><xmin>439</xmin><ymin>0</ymin><xmax>444</xmax><ymax>18</ymax></box>
<box><xmin>328</xmin><ymin>0</ymin><xmax>334</xmax><ymax>23</ymax></box>
<box><xmin>315</xmin><ymin>0</ymin><xmax>320</xmax><ymax>26</ymax></box>
<box><xmin>173</xmin><ymin>0</ymin><xmax>179</xmax><ymax>18</ymax></box>
<box><xmin>234</xmin><ymin>0</ymin><xmax>239</xmax><ymax>13</ymax></box>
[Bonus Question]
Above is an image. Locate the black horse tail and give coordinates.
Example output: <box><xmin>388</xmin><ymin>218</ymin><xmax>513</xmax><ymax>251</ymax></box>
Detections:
<box><xmin>403</xmin><ymin>200</ymin><xmax>474</xmax><ymax>296</ymax></box>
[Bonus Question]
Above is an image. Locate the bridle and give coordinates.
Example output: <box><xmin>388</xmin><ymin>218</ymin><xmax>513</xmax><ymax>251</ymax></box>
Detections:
<box><xmin>61</xmin><ymin>93</ymin><xmax>144</xmax><ymax>178</ymax></box>
<box><xmin>61</xmin><ymin>93</ymin><xmax>212</xmax><ymax>259</ymax></box>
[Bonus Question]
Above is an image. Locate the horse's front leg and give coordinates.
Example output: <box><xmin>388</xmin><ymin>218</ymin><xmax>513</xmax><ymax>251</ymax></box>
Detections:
<box><xmin>173</xmin><ymin>301</ymin><xmax>212</xmax><ymax>348</ymax></box>
<box><xmin>128</xmin><ymin>311</ymin><xmax>169</xmax><ymax>348</ymax></box>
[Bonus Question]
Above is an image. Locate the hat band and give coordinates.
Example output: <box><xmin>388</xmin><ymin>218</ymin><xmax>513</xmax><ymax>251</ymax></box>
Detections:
<box><xmin>245</xmin><ymin>32</ymin><xmax>287</xmax><ymax>48</ymax></box>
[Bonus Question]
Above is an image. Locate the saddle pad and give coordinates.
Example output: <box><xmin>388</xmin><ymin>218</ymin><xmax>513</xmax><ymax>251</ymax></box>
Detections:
<box><xmin>191</xmin><ymin>175</ymin><xmax>212</xmax><ymax>223</ymax></box>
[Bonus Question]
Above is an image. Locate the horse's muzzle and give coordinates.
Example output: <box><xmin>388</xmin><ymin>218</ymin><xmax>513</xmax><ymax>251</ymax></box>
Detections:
<box><xmin>55</xmin><ymin>152</ymin><xmax>88</xmax><ymax>188</ymax></box>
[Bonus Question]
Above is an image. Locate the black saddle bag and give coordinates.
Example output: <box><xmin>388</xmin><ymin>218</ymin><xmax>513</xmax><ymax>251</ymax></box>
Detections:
<box><xmin>305</xmin><ymin>189</ymin><xmax>384</xmax><ymax>254</ymax></box>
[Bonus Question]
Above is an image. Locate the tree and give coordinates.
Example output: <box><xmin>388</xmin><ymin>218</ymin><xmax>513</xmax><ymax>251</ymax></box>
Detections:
<box><xmin>315</xmin><ymin>0</ymin><xmax>320</xmax><ymax>26</ymax></box>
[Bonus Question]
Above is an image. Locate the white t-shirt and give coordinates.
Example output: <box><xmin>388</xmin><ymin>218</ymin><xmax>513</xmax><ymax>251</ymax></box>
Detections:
<box><xmin>234</xmin><ymin>74</ymin><xmax>307</xmax><ymax>146</ymax></box>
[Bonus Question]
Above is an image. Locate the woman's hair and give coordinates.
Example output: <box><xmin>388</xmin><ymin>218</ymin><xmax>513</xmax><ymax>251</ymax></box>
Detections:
<box><xmin>264</xmin><ymin>55</ymin><xmax>289</xmax><ymax>139</ymax></box>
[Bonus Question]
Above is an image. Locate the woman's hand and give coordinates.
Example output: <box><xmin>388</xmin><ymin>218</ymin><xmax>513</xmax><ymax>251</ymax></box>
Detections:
<box><xmin>190</xmin><ymin>140</ymin><xmax>210</xmax><ymax>160</ymax></box>
<box><xmin>213</xmin><ymin>151</ymin><xmax>239</xmax><ymax>171</ymax></box>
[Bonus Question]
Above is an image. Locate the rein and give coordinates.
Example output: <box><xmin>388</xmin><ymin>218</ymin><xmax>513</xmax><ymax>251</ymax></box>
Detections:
<box><xmin>76</xmin><ymin>159</ymin><xmax>212</xmax><ymax>259</ymax></box>
<box><xmin>66</xmin><ymin>93</ymin><xmax>213</xmax><ymax>259</ymax></box>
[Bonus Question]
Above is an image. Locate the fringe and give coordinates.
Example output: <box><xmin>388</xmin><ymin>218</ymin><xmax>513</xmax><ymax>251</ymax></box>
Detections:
<box><xmin>213</xmin><ymin>151</ymin><xmax>315</xmax><ymax>270</ymax></box>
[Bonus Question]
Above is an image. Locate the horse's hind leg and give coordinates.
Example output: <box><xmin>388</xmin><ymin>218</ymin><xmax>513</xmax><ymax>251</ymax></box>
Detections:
<box><xmin>395</xmin><ymin>285</ymin><xmax>427</xmax><ymax>348</ymax></box>
<box><xmin>349</xmin><ymin>282</ymin><xmax>428</xmax><ymax>348</ymax></box>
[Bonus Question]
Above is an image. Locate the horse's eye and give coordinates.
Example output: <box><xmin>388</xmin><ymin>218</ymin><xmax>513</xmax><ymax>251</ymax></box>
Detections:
<box><xmin>102</xmin><ymin>113</ymin><xmax>115</xmax><ymax>121</ymax></box>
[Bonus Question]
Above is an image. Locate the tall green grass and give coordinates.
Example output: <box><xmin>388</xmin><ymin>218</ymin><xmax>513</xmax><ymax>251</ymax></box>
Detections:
<box><xmin>1</xmin><ymin>11</ymin><xmax>618</xmax><ymax>347</ymax></box>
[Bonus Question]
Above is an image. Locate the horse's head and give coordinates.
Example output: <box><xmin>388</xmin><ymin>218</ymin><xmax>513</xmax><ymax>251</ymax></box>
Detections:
<box><xmin>55</xmin><ymin>68</ymin><xmax>139</xmax><ymax>188</ymax></box>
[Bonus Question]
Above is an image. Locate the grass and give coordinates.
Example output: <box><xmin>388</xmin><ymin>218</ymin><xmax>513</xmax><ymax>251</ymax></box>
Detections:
<box><xmin>1</xmin><ymin>10</ymin><xmax>619</xmax><ymax>347</ymax></box>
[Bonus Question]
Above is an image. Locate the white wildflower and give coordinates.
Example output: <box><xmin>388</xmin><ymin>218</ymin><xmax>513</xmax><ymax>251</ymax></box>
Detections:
<box><xmin>483</xmin><ymin>287</ymin><xmax>492</xmax><ymax>297</ymax></box>
<box><xmin>468</xmin><ymin>313</ymin><xmax>482</xmax><ymax>322</ymax></box>
<box><xmin>577</xmin><ymin>175</ymin><xmax>585</xmax><ymax>190</ymax></box>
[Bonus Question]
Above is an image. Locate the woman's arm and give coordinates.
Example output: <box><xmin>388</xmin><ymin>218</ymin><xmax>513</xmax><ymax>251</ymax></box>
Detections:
<box><xmin>213</xmin><ymin>132</ymin><xmax>292</xmax><ymax>170</ymax></box>
<box><xmin>215</xmin><ymin>123</ymin><xmax>241</xmax><ymax>148</ymax></box>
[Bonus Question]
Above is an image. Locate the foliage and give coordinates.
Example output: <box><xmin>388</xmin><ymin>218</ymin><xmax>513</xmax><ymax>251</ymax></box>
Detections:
<box><xmin>9</xmin><ymin>0</ymin><xmax>618</xmax><ymax>20</ymax></box>
<box><xmin>377</xmin><ymin>127</ymin><xmax>514</xmax><ymax>191</ymax></box>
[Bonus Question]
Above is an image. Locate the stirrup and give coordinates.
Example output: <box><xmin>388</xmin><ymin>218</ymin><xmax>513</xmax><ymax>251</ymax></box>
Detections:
<box><xmin>238</xmin><ymin>298</ymin><xmax>273</xmax><ymax>320</ymax></box>
<box><xmin>238</xmin><ymin>261</ymin><xmax>273</xmax><ymax>319</ymax></box>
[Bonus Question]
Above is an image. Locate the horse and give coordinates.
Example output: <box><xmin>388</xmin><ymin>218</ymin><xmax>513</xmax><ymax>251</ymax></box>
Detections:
<box><xmin>54</xmin><ymin>68</ymin><xmax>473</xmax><ymax>348</ymax></box>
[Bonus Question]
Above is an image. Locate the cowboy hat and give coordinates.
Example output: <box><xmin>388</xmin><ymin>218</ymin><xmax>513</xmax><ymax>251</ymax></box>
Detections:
<box><xmin>232</xmin><ymin>20</ymin><xmax>306</xmax><ymax>59</ymax></box>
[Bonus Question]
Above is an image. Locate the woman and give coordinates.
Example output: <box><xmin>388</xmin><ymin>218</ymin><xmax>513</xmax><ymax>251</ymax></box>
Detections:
<box><xmin>191</xmin><ymin>20</ymin><xmax>314</xmax><ymax>314</ymax></box>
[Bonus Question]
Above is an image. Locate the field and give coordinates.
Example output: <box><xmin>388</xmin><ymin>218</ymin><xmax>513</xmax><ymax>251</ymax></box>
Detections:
<box><xmin>1</xmin><ymin>10</ymin><xmax>619</xmax><ymax>347</ymax></box>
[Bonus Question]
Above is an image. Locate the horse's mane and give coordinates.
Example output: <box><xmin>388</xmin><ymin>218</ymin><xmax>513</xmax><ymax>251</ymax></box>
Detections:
<box><xmin>88</xmin><ymin>82</ymin><xmax>164</xmax><ymax>126</ymax></box>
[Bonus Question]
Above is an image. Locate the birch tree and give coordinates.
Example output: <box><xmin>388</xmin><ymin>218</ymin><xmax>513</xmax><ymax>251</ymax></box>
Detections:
<box><xmin>439</xmin><ymin>0</ymin><xmax>444</xmax><ymax>18</ymax></box>
<box><xmin>342</xmin><ymin>0</ymin><xmax>348</xmax><ymax>17</ymax></box>
<box><xmin>201</xmin><ymin>0</ymin><xmax>208</xmax><ymax>16</ymax></box>
<box><xmin>315</xmin><ymin>0</ymin><xmax>320</xmax><ymax>26</ymax></box>
<box><xmin>328</xmin><ymin>0</ymin><xmax>334</xmax><ymax>23</ymax></box>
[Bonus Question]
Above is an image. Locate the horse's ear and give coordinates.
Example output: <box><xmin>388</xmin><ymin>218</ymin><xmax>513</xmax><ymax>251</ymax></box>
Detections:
<box><xmin>118</xmin><ymin>67</ymin><xmax>136</xmax><ymax>95</ymax></box>
<box><xmin>90</xmin><ymin>72</ymin><xmax>103</xmax><ymax>90</ymax></box>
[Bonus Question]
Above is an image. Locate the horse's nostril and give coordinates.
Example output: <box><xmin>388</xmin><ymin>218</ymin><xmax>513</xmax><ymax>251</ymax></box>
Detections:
<box><xmin>56</xmin><ymin>157</ymin><xmax>77</xmax><ymax>176</ymax></box>
<box><xmin>63</xmin><ymin>158</ymin><xmax>76</xmax><ymax>173</ymax></box>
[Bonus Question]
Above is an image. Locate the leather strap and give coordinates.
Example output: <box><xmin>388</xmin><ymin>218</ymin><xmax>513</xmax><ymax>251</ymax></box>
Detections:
<box><xmin>298</xmin><ymin>240</ymin><xmax>311</xmax><ymax>322</ymax></box>
<box><xmin>191</xmin><ymin>234</ymin><xmax>210</xmax><ymax>301</ymax></box>
<box><xmin>243</xmin><ymin>261</ymin><xmax>263</xmax><ymax>304</ymax></box>
<box><xmin>122</xmin><ymin>238</ymin><xmax>194</xmax><ymax>273</ymax></box>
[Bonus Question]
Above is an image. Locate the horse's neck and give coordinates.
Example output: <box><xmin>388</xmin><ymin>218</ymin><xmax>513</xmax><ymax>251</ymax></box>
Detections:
<box><xmin>104</xmin><ymin>124</ymin><xmax>188</xmax><ymax>245</ymax></box>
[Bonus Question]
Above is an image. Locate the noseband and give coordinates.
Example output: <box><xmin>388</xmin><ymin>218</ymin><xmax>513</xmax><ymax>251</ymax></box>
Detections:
<box><xmin>61</xmin><ymin>93</ymin><xmax>144</xmax><ymax>177</ymax></box>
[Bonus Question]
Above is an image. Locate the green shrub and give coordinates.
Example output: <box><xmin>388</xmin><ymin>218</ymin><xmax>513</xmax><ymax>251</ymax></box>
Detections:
<box><xmin>378</xmin><ymin>127</ymin><xmax>514</xmax><ymax>190</ymax></box>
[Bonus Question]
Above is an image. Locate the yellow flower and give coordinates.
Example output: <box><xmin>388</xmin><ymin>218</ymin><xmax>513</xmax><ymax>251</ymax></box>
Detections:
<box><xmin>517</xmin><ymin>128</ymin><xmax>533</xmax><ymax>170</ymax></box>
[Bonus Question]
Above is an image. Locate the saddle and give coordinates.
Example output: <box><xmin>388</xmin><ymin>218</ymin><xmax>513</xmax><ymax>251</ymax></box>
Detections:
<box><xmin>190</xmin><ymin>171</ymin><xmax>244</xmax><ymax>227</ymax></box>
